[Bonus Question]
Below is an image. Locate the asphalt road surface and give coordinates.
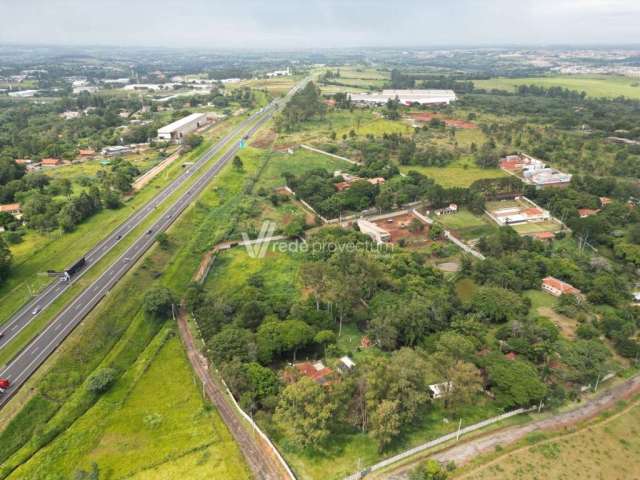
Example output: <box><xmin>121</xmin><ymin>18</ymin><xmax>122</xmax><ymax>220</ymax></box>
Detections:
<box><xmin>0</xmin><ymin>79</ymin><xmax>306</xmax><ymax>407</ymax></box>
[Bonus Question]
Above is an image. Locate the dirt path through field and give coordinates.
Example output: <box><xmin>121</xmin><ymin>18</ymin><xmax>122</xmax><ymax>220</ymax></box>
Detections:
<box><xmin>177</xmin><ymin>307</ymin><xmax>290</xmax><ymax>479</ymax></box>
<box><xmin>380</xmin><ymin>373</ymin><xmax>640</xmax><ymax>479</ymax></box>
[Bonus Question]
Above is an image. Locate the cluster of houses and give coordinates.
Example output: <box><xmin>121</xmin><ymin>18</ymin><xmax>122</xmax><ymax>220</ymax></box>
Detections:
<box><xmin>289</xmin><ymin>355</ymin><xmax>452</xmax><ymax>400</ymax></box>
<box><xmin>500</xmin><ymin>154</ymin><xmax>572</xmax><ymax>189</ymax></box>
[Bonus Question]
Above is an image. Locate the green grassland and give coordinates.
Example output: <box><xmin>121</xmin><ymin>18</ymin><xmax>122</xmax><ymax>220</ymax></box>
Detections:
<box><xmin>435</xmin><ymin>209</ymin><xmax>497</xmax><ymax>240</ymax></box>
<box><xmin>473</xmin><ymin>74</ymin><xmax>640</xmax><ymax>99</ymax></box>
<box><xmin>456</xmin><ymin>399</ymin><xmax>640</xmax><ymax>480</ymax></box>
<box><xmin>6</xmin><ymin>334</ymin><xmax>250</xmax><ymax>480</ymax></box>
<box><xmin>336</xmin><ymin>67</ymin><xmax>389</xmax><ymax>81</ymax></box>
<box><xmin>258</xmin><ymin>148</ymin><xmax>348</xmax><ymax>190</ymax></box>
<box><xmin>230</xmin><ymin>76</ymin><xmax>302</xmax><ymax>97</ymax></box>
<box><xmin>401</xmin><ymin>158</ymin><xmax>507</xmax><ymax>188</ymax></box>
<box><xmin>0</xmin><ymin>124</ymin><xmax>272</xmax><ymax>478</ymax></box>
<box><xmin>204</xmin><ymin>246</ymin><xmax>302</xmax><ymax>301</ymax></box>
<box><xmin>46</xmin><ymin>147</ymin><xmax>179</xmax><ymax>186</ymax></box>
<box><xmin>511</xmin><ymin>220</ymin><xmax>563</xmax><ymax>235</ymax></box>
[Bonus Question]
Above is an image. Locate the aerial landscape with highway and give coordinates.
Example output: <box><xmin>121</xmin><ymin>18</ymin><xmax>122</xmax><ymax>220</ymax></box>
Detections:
<box><xmin>2</xmin><ymin>2</ymin><xmax>640</xmax><ymax>480</ymax></box>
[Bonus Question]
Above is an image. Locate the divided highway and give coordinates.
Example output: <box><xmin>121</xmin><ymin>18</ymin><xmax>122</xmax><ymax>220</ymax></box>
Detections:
<box><xmin>0</xmin><ymin>109</ymin><xmax>267</xmax><ymax>353</ymax></box>
<box><xmin>0</xmin><ymin>80</ymin><xmax>305</xmax><ymax>407</ymax></box>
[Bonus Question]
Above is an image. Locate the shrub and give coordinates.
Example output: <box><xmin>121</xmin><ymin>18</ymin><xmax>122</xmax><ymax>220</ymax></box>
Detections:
<box><xmin>86</xmin><ymin>368</ymin><xmax>116</xmax><ymax>394</ymax></box>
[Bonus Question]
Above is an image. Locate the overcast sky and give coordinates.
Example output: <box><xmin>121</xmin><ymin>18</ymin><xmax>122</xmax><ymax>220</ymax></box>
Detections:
<box><xmin>2</xmin><ymin>0</ymin><xmax>640</xmax><ymax>49</ymax></box>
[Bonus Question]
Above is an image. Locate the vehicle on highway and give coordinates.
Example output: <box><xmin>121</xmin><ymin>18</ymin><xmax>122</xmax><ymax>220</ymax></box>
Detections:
<box><xmin>147</xmin><ymin>229</ymin><xmax>153</xmax><ymax>235</ymax></box>
<box><xmin>0</xmin><ymin>378</ymin><xmax>10</xmax><ymax>394</ymax></box>
<box><xmin>64</xmin><ymin>257</ymin><xmax>87</xmax><ymax>281</ymax></box>
<box><xmin>0</xmin><ymin>331</ymin><xmax>4</xmax><ymax>339</ymax></box>
<box><xmin>31</xmin><ymin>306</ymin><xmax>41</xmax><ymax>315</ymax></box>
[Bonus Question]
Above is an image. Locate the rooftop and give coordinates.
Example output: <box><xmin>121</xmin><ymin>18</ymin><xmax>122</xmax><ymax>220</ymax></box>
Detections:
<box><xmin>158</xmin><ymin>112</ymin><xmax>207</xmax><ymax>134</ymax></box>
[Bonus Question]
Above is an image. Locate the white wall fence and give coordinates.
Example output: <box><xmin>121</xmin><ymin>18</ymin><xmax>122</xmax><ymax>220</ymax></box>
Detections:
<box><xmin>218</xmin><ymin>372</ymin><xmax>298</xmax><ymax>480</ymax></box>
<box><xmin>444</xmin><ymin>231</ymin><xmax>486</xmax><ymax>260</ymax></box>
<box><xmin>344</xmin><ymin>406</ymin><xmax>538</xmax><ymax>480</ymax></box>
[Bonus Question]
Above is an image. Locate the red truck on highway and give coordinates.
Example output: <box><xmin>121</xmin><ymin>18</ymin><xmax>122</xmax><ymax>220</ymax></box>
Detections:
<box><xmin>0</xmin><ymin>378</ymin><xmax>10</xmax><ymax>394</ymax></box>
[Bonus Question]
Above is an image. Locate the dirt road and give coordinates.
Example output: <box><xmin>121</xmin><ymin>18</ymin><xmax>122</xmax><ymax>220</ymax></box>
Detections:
<box><xmin>381</xmin><ymin>374</ymin><xmax>640</xmax><ymax>479</ymax></box>
<box><xmin>177</xmin><ymin>308</ymin><xmax>290</xmax><ymax>479</ymax></box>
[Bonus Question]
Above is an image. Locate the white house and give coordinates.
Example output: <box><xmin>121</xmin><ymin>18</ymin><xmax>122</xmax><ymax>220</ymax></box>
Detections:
<box><xmin>429</xmin><ymin>382</ymin><xmax>453</xmax><ymax>399</ymax></box>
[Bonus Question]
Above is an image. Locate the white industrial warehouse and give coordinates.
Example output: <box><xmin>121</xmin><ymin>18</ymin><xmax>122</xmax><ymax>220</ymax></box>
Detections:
<box><xmin>349</xmin><ymin>89</ymin><xmax>457</xmax><ymax>105</ymax></box>
<box><xmin>157</xmin><ymin>112</ymin><xmax>208</xmax><ymax>142</ymax></box>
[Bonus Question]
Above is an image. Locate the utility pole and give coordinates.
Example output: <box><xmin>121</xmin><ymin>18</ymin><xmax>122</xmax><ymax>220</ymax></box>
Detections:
<box><xmin>594</xmin><ymin>374</ymin><xmax>601</xmax><ymax>392</ymax></box>
<box><xmin>456</xmin><ymin>418</ymin><xmax>462</xmax><ymax>441</ymax></box>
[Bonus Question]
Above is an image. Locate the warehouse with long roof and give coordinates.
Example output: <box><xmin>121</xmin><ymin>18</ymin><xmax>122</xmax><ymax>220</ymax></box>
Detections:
<box><xmin>157</xmin><ymin>112</ymin><xmax>208</xmax><ymax>142</ymax></box>
<box><xmin>349</xmin><ymin>89</ymin><xmax>457</xmax><ymax>105</ymax></box>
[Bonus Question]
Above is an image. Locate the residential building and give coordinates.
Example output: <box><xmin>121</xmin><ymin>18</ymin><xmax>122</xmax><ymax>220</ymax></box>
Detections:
<box><xmin>293</xmin><ymin>361</ymin><xmax>334</xmax><ymax>385</ymax></box>
<box><xmin>78</xmin><ymin>149</ymin><xmax>96</xmax><ymax>157</ymax></box>
<box><xmin>428</xmin><ymin>382</ymin><xmax>453</xmax><ymax>399</ymax></box>
<box><xmin>101</xmin><ymin>145</ymin><xmax>133</xmax><ymax>157</ymax></box>
<box><xmin>578</xmin><ymin>208</ymin><xmax>600</xmax><ymax>218</ymax></box>
<box><xmin>157</xmin><ymin>112</ymin><xmax>208</xmax><ymax>142</ymax></box>
<box><xmin>357</xmin><ymin>219</ymin><xmax>391</xmax><ymax>244</ymax></box>
<box><xmin>542</xmin><ymin>276</ymin><xmax>581</xmax><ymax>297</ymax></box>
<box><xmin>500</xmin><ymin>153</ymin><xmax>546</xmax><ymax>172</ymax></box>
<box><xmin>0</xmin><ymin>203</ymin><xmax>21</xmax><ymax>218</ymax></box>
<box><xmin>337</xmin><ymin>356</ymin><xmax>356</xmax><ymax>374</ymax></box>
<box><xmin>492</xmin><ymin>206</ymin><xmax>550</xmax><ymax>225</ymax></box>
<box><xmin>41</xmin><ymin>158</ymin><xmax>61</xmax><ymax>167</ymax></box>
<box><xmin>349</xmin><ymin>89</ymin><xmax>457</xmax><ymax>106</ymax></box>
<box><xmin>436</xmin><ymin>203</ymin><xmax>458</xmax><ymax>216</ymax></box>
<box><xmin>600</xmin><ymin>197</ymin><xmax>612</xmax><ymax>207</ymax></box>
<box><xmin>523</xmin><ymin>168</ymin><xmax>572</xmax><ymax>188</ymax></box>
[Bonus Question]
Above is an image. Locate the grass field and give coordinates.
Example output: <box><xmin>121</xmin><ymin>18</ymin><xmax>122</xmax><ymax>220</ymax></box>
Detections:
<box><xmin>275</xmin><ymin>110</ymin><xmax>410</xmax><ymax>147</ymax></box>
<box><xmin>473</xmin><ymin>74</ymin><xmax>640</xmax><ymax>99</ymax></box>
<box><xmin>511</xmin><ymin>220</ymin><xmax>563</xmax><ymax>235</ymax></box>
<box><xmin>258</xmin><ymin>148</ymin><xmax>348</xmax><ymax>190</ymax></box>
<box><xmin>204</xmin><ymin>246</ymin><xmax>302</xmax><ymax>302</ymax></box>
<box><xmin>402</xmin><ymin>161</ymin><xmax>507</xmax><ymax>188</ymax></box>
<box><xmin>435</xmin><ymin>210</ymin><xmax>496</xmax><ymax>241</ymax></box>
<box><xmin>456</xmin><ymin>399</ymin><xmax>640</xmax><ymax>480</ymax></box>
<box><xmin>5</xmin><ymin>334</ymin><xmax>250</xmax><ymax>480</ymax></box>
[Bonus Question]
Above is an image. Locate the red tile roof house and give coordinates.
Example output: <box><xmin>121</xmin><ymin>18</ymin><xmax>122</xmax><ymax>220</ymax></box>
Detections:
<box><xmin>0</xmin><ymin>203</ymin><xmax>21</xmax><ymax>216</ymax></box>
<box><xmin>291</xmin><ymin>361</ymin><xmax>335</xmax><ymax>386</ymax></box>
<box><xmin>41</xmin><ymin>158</ymin><xmax>61</xmax><ymax>167</ymax></box>
<box><xmin>541</xmin><ymin>276</ymin><xmax>581</xmax><ymax>297</ymax></box>
<box><xmin>0</xmin><ymin>203</ymin><xmax>22</xmax><ymax>223</ymax></box>
<box><xmin>578</xmin><ymin>208</ymin><xmax>600</xmax><ymax>218</ymax></box>
<box><xmin>532</xmin><ymin>231</ymin><xmax>556</xmax><ymax>241</ymax></box>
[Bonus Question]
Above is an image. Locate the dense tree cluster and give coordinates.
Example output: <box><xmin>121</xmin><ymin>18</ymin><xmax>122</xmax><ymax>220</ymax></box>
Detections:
<box><xmin>275</xmin><ymin>82</ymin><xmax>326</xmax><ymax>132</ymax></box>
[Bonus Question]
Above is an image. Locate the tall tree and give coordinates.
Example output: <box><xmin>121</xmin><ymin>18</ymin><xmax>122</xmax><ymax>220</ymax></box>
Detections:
<box><xmin>274</xmin><ymin>378</ymin><xmax>336</xmax><ymax>448</ymax></box>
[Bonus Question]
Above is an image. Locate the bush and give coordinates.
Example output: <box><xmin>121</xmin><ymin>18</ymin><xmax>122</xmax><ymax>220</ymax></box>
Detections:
<box><xmin>86</xmin><ymin>368</ymin><xmax>116</xmax><ymax>394</ymax></box>
<box><xmin>143</xmin><ymin>286</ymin><xmax>177</xmax><ymax>320</ymax></box>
